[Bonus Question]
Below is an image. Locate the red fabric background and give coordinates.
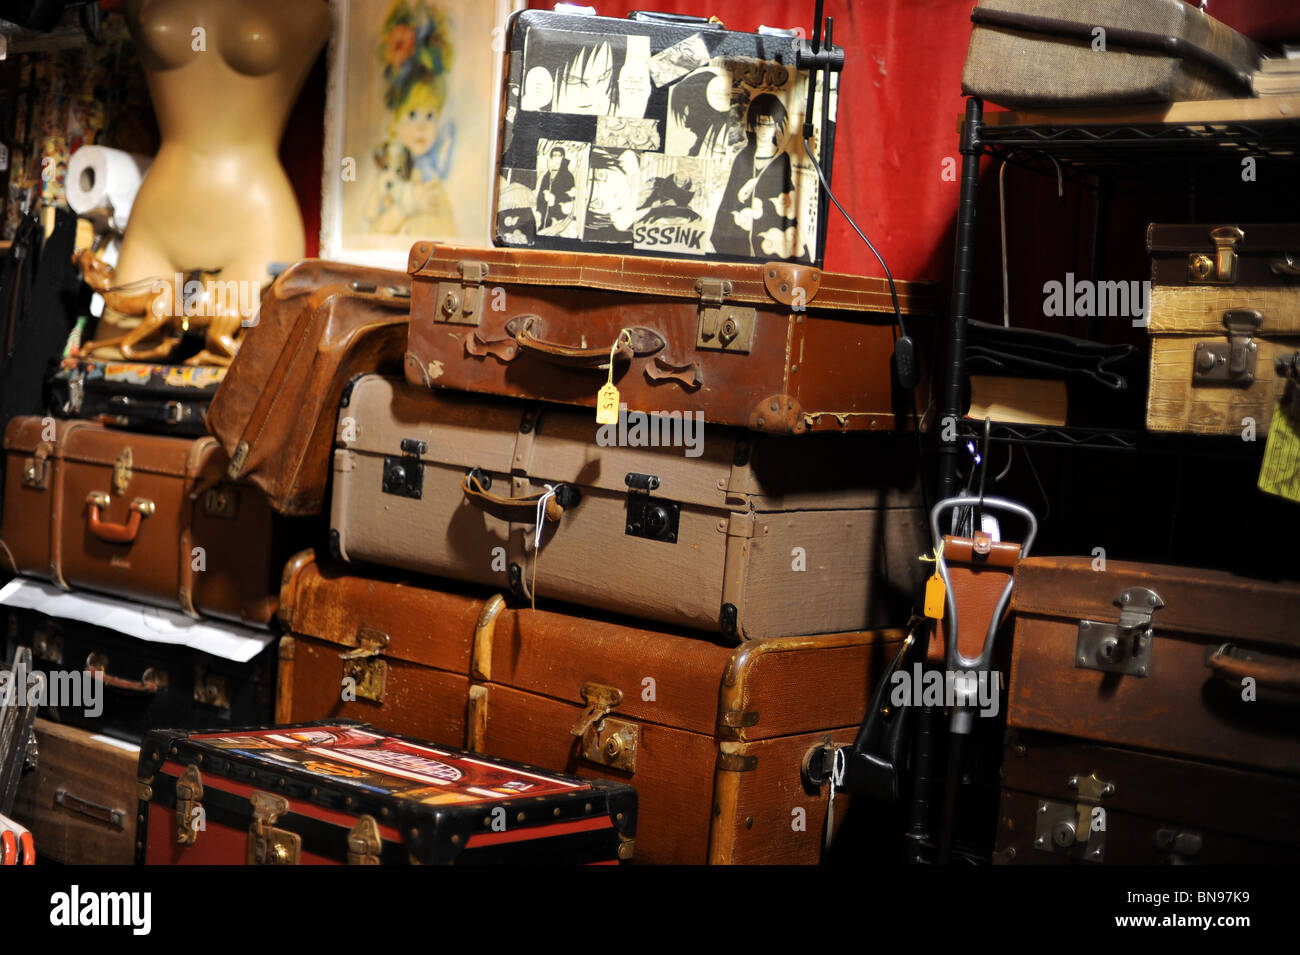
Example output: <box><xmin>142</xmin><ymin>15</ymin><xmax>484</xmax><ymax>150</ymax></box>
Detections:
<box><xmin>280</xmin><ymin>0</ymin><xmax>1300</xmax><ymax>275</ymax></box>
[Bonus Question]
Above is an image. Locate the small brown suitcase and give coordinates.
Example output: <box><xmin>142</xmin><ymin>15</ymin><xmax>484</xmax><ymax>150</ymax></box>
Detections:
<box><xmin>2</xmin><ymin>417</ymin><xmax>283</xmax><ymax>625</ymax></box>
<box><xmin>12</xmin><ymin>719</ymin><xmax>140</xmax><ymax>865</ymax></box>
<box><xmin>995</xmin><ymin>730</ymin><xmax>1298</xmax><ymax>865</ymax></box>
<box><xmin>206</xmin><ymin>261</ymin><xmax>411</xmax><ymax>516</ymax></box>
<box><xmin>404</xmin><ymin>243</ymin><xmax>938</xmax><ymax>435</ymax></box>
<box><xmin>329</xmin><ymin>374</ymin><xmax>927</xmax><ymax>640</ymax></box>
<box><xmin>1146</xmin><ymin>223</ymin><xmax>1300</xmax><ymax>435</ymax></box>
<box><xmin>276</xmin><ymin>552</ymin><xmax>905</xmax><ymax>865</ymax></box>
<box><xmin>1008</xmin><ymin>557</ymin><xmax>1300</xmax><ymax>776</ymax></box>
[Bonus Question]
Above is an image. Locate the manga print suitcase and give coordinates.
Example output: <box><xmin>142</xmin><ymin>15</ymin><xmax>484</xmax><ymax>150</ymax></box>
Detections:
<box><xmin>1</xmin><ymin>417</ymin><xmax>286</xmax><ymax>626</ymax></box>
<box><xmin>497</xmin><ymin>9</ymin><xmax>839</xmax><ymax>266</ymax></box>
<box><xmin>136</xmin><ymin>720</ymin><xmax>637</xmax><ymax>865</ymax></box>
<box><xmin>330</xmin><ymin>375</ymin><xmax>928</xmax><ymax>641</ymax></box>
<box><xmin>994</xmin><ymin>730</ymin><xmax>1299</xmax><ymax>865</ymax></box>
<box><xmin>49</xmin><ymin>358</ymin><xmax>224</xmax><ymax>437</ymax></box>
<box><xmin>275</xmin><ymin>551</ymin><xmax>906</xmax><ymax>866</ymax></box>
<box><xmin>405</xmin><ymin>243</ymin><xmax>939</xmax><ymax>435</ymax></box>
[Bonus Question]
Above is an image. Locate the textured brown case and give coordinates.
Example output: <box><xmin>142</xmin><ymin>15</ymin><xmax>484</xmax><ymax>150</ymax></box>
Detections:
<box><xmin>1009</xmin><ymin>557</ymin><xmax>1300</xmax><ymax>776</ymax></box>
<box><xmin>2</xmin><ymin>417</ymin><xmax>280</xmax><ymax>626</ymax></box>
<box><xmin>995</xmin><ymin>730</ymin><xmax>1298</xmax><ymax>865</ymax></box>
<box><xmin>1145</xmin><ymin>222</ymin><xmax>1300</xmax><ymax>435</ymax></box>
<box><xmin>276</xmin><ymin>551</ymin><xmax>904</xmax><ymax>866</ymax></box>
<box><xmin>206</xmin><ymin>260</ymin><xmax>411</xmax><ymax>516</ymax></box>
<box><xmin>404</xmin><ymin>243</ymin><xmax>938</xmax><ymax>435</ymax></box>
<box><xmin>329</xmin><ymin>374</ymin><xmax>927</xmax><ymax>640</ymax></box>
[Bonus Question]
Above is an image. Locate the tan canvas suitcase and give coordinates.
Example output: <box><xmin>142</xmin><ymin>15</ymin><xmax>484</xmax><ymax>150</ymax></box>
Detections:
<box><xmin>276</xmin><ymin>551</ymin><xmax>905</xmax><ymax>865</ymax></box>
<box><xmin>329</xmin><ymin>375</ymin><xmax>927</xmax><ymax>640</ymax></box>
<box><xmin>1146</xmin><ymin>223</ymin><xmax>1300</xmax><ymax>435</ymax></box>
<box><xmin>11</xmin><ymin>719</ymin><xmax>139</xmax><ymax>865</ymax></box>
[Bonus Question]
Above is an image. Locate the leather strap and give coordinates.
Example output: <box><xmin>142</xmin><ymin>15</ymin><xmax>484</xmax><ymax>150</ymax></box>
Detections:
<box><xmin>461</xmin><ymin>472</ymin><xmax>566</xmax><ymax>522</ymax></box>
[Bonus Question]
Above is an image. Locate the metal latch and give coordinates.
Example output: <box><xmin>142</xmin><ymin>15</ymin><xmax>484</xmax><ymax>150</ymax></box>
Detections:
<box><xmin>227</xmin><ymin>441</ymin><xmax>250</xmax><ymax>479</ymax></box>
<box><xmin>175</xmin><ymin>763</ymin><xmax>204</xmax><ymax>846</ymax></box>
<box><xmin>247</xmin><ymin>791</ymin><xmax>300</xmax><ymax>865</ymax></box>
<box><xmin>194</xmin><ymin>667</ymin><xmax>231</xmax><ymax>710</ymax></box>
<box><xmin>1076</xmin><ymin>587</ymin><xmax>1163</xmax><ymax>676</ymax></box>
<box><xmin>113</xmin><ymin>447</ymin><xmax>132</xmax><ymax>496</ymax></box>
<box><xmin>695</xmin><ymin>277</ymin><xmax>756</xmax><ymax>353</ymax></box>
<box><xmin>202</xmin><ymin>486</ymin><xmax>240</xmax><ymax>519</ymax></box>
<box><xmin>339</xmin><ymin>627</ymin><xmax>389</xmax><ymax>704</ymax></box>
<box><xmin>22</xmin><ymin>447</ymin><xmax>50</xmax><ymax>489</ymax></box>
<box><xmin>624</xmin><ymin>472</ymin><xmax>679</xmax><ymax>544</ymax></box>
<box><xmin>1187</xmin><ymin>225</ymin><xmax>1244</xmax><ymax>285</ymax></box>
<box><xmin>1034</xmin><ymin>773</ymin><xmax>1114</xmax><ymax>862</ymax></box>
<box><xmin>435</xmin><ymin>259</ymin><xmax>489</xmax><ymax>325</ymax></box>
<box><xmin>382</xmin><ymin>437</ymin><xmax>426</xmax><ymax>500</ymax></box>
<box><xmin>347</xmin><ymin>815</ymin><xmax>382</xmax><ymax>865</ymax></box>
<box><xmin>570</xmin><ymin>682</ymin><xmax>638</xmax><ymax>774</ymax></box>
<box><xmin>1193</xmin><ymin>310</ymin><xmax>1261</xmax><ymax>387</ymax></box>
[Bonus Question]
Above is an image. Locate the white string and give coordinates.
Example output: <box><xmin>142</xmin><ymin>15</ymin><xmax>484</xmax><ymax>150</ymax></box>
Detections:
<box><xmin>533</xmin><ymin>484</ymin><xmax>557</xmax><ymax>551</ymax></box>
<box><xmin>832</xmin><ymin>746</ymin><xmax>846</xmax><ymax>788</ymax></box>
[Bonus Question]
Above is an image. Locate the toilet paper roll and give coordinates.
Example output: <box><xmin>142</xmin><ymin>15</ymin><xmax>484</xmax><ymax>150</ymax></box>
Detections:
<box><xmin>66</xmin><ymin>145</ymin><xmax>152</xmax><ymax>233</ymax></box>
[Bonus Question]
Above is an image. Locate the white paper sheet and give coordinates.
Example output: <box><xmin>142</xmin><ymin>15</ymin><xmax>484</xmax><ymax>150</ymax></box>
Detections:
<box><xmin>0</xmin><ymin>579</ymin><xmax>275</xmax><ymax>663</ymax></box>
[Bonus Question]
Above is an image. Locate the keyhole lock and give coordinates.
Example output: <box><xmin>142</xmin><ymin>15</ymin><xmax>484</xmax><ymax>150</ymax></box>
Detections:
<box><xmin>441</xmin><ymin>291</ymin><xmax>461</xmax><ymax>316</ymax></box>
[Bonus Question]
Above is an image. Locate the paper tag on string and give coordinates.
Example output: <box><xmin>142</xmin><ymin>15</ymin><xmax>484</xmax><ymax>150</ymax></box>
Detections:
<box><xmin>1259</xmin><ymin>400</ymin><xmax>1300</xmax><ymax>504</ymax></box>
<box><xmin>596</xmin><ymin>383</ymin><xmax>620</xmax><ymax>424</ymax></box>
<box><xmin>923</xmin><ymin>575</ymin><xmax>946</xmax><ymax>619</ymax></box>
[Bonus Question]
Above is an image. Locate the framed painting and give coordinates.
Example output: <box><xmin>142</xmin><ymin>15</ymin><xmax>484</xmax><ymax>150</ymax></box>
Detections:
<box><xmin>320</xmin><ymin>0</ymin><xmax>520</xmax><ymax>268</ymax></box>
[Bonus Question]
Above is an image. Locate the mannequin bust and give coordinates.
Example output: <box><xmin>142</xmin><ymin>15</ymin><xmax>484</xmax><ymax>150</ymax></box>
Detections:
<box><xmin>82</xmin><ymin>0</ymin><xmax>329</xmax><ymax>364</ymax></box>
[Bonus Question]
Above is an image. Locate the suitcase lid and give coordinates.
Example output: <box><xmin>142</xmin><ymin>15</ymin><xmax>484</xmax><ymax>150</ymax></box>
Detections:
<box><xmin>1012</xmin><ymin>557</ymin><xmax>1300</xmax><ymax>646</ymax></box>
<box><xmin>278</xmin><ymin>551</ymin><xmax>479</xmax><ymax>673</ymax></box>
<box><xmin>58</xmin><ymin>425</ymin><xmax>222</xmax><ymax>480</ymax></box>
<box><xmin>139</xmin><ymin>720</ymin><xmax>635</xmax><ymax>863</ymax></box>
<box><xmin>408</xmin><ymin>243</ymin><xmax>938</xmax><ymax>317</ymax></box>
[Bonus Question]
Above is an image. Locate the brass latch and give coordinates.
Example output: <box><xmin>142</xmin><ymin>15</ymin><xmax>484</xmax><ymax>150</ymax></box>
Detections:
<box><xmin>339</xmin><ymin>627</ymin><xmax>389</xmax><ymax>704</ymax></box>
<box><xmin>570</xmin><ymin>682</ymin><xmax>638</xmax><ymax>774</ymax></box>
<box><xmin>1033</xmin><ymin>773</ymin><xmax>1114</xmax><ymax>862</ymax></box>
<box><xmin>436</xmin><ymin>259</ymin><xmax>489</xmax><ymax>325</ymax></box>
<box><xmin>175</xmin><ymin>763</ymin><xmax>204</xmax><ymax>846</ymax></box>
<box><xmin>695</xmin><ymin>277</ymin><xmax>756</xmax><ymax>354</ymax></box>
<box><xmin>247</xmin><ymin>790</ymin><xmax>300</xmax><ymax>865</ymax></box>
<box><xmin>1193</xmin><ymin>309</ymin><xmax>1261</xmax><ymax>387</ymax></box>
<box><xmin>1187</xmin><ymin>225</ymin><xmax>1245</xmax><ymax>285</ymax></box>
<box><xmin>347</xmin><ymin>815</ymin><xmax>382</xmax><ymax>865</ymax></box>
<box><xmin>113</xmin><ymin>447</ymin><xmax>133</xmax><ymax>496</ymax></box>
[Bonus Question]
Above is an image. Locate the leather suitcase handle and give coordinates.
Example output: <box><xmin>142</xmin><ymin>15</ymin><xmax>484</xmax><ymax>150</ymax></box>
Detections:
<box><xmin>461</xmin><ymin>471</ymin><xmax>576</xmax><ymax>521</ymax></box>
<box><xmin>85</xmin><ymin>654</ymin><xmax>163</xmax><ymax>694</ymax></box>
<box><xmin>511</xmin><ymin>316</ymin><xmax>664</xmax><ymax>368</ymax></box>
<box><xmin>1207</xmin><ymin>644</ymin><xmax>1300</xmax><ymax>699</ymax></box>
<box><xmin>85</xmin><ymin>493</ymin><xmax>155</xmax><ymax>544</ymax></box>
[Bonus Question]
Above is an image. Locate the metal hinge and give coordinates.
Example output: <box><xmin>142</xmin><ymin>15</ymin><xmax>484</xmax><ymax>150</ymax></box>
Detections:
<box><xmin>570</xmin><ymin>682</ymin><xmax>638</xmax><ymax>774</ymax></box>
<box><xmin>624</xmin><ymin>472</ymin><xmax>679</xmax><ymax>544</ymax></box>
<box><xmin>347</xmin><ymin>815</ymin><xmax>382</xmax><ymax>865</ymax></box>
<box><xmin>382</xmin><ymin>438</ymin><xmax>426</xmax><ymax>499</ymax></box>
<box><xmin>435</xmin><ymin>259</ymin><xmax>489</xmax><ymax>325</ymax></box>
<box><xmin>1193</xmin><ymin>310</ymin><xmax>1261</xmax><ymax>387</ymax></box>
<box><xmin>174</xmin><ymin>763</ymin><xmax>204</xmax><ymax>846</ymax></box>
<box><xmin>1034</xmin><ymin>773</ymin><xmax>1114</xmax><ymax>862</ymax></box>
<box><xmin>1187</xmin><ymin>225</ymin><xmax>1244</xmax><ymax>285</ymax></box>
<box><xmin>695</xmin><ymin>277</ymin><xmax>756</xmax><ymax>353</ymax></box>
<box><xmin>247</xmin><ymin>790</ymin><xmax>300</xmax><ymax>865</ymax></box>
<box><xmin>1076</xmin><ymin>587</ymin><xmax>1163</xmax><ymax>677</ymax></box>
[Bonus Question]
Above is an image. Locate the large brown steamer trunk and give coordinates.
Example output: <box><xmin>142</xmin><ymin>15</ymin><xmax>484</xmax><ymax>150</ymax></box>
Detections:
<box><xmin>2</xmin><ymin>418</ymin><xmax>282</xmax><ymax>625</ymax></box>
<box><xmin>206</xmin><ymin>260</ymin><xmax>411</xmax><ymax>516</ymax></box>
<box><xmin>405</xmin><ymin>243</ymin><xmax>938</xmax><ymax>435</ymax></box>
<box><xmin>276</xmin><ymin>552</ymin><xmax>905</xmax><ymax>865</ymax></box>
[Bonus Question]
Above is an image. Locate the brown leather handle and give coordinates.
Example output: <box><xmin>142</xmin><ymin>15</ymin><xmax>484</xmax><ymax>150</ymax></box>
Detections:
<box><xmin>461</xmin><ymin>472</ymin><xmax>569</xmax><ymax>521</ymax></box>
<box><xmin>86</xmin><ymin>494</ymin><xmax>154</xmax><ymax>544</ymax></box>
<box><xmin>1207</xmin><ymin>644</ymin><xmax>1300</xmax><ymax>699</ymax></box>
<box><xmin>85</xmin><ymin>655</ymin><xmax>162</xmax><ymax>694</ymax></box>
<box><xmin>510</xmin><ymin>316</ymin><xmax>664</xmax><ymax>368</ymax></box>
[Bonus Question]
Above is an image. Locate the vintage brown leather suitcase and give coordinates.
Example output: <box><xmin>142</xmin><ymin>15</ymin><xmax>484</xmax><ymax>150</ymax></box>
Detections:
<box><xmin>330</xmin><ymin>375</ymin><xmax>927</xmax><ymax>640</ymax></box>
<box><xmin>1</xmin><ymin>417</ymin><xmax>282</xmax><ymax>625</ymax></box>
<box><xmin>1146</xmin><ymin>223</ymin><xmax>1300</xmax><ymax>435</ymax></box>
<box><xmin>1008</xmin><ymin>557</ymin><xmax>1300</xmax><ymax>776</ymax></box>
<box><xmin>276</xmin><ymin>552</ymin><xmax>904</xmax><ymax>865</ymax></box>
<box><xmin>405</xmin><ymin>243</ymin><xmax>938</xmax><ymax>435</ymax></box>
<box><xmin>12</xmin><ymin>719</ymin><xmax>139</xmax><ymax>865</ymax></box>
<box><xmin>995</xmin><ymin>730</ymin><xmax>1298</xmax><ymax>865</ymax></box>
<box><xmin>206</xmin><ymin>260</ymin><xmax>411</xmax><ymax>516</ymax></box>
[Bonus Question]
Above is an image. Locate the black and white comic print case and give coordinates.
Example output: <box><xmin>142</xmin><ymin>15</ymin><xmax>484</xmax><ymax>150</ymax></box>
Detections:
<box><xmin>495</xmin><ymin>10</ymin><xmax>838</xmax><ymax>267</ymax></box>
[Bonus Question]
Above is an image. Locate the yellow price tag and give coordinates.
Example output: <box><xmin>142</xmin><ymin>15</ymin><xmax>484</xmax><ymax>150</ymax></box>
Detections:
<box><xmin>923</xmin><ymin>574</ymin><xmax>946</xmax><ymax>619</ymax></box>
<box><xmin>596</xmin><ymin>382</ymin><xmax>620</xmax><ymax>424</ymax></box>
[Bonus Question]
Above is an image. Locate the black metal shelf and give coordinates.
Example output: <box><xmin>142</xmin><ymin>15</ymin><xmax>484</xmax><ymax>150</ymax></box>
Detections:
<box><xmin>955</xmin><ymin>418</ymin><xmax>1266</xmax><ymax>454</ymax></box>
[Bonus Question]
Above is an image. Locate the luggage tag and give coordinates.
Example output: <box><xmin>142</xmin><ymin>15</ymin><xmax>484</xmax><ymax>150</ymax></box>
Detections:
<box><xmin>920</xmin><ymin>541</ymin><xmax>946</xmax><ymax>620</ymax></box>
<box><xmin>596</xmin><ymin>329</ymin><xmax>632</xmax><ymax>425</ymax></box>
<box><xmin>1259</xmin><ymin>389</ymin><xmax>1300</xmax><ymax>504</ymax></box>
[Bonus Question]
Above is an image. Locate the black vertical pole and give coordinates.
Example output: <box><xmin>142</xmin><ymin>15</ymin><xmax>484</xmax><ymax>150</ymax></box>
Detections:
<box><xmin>939</xmin><ymin>97</ymin><xmax>984</xmax><ymax>499</ymax></box>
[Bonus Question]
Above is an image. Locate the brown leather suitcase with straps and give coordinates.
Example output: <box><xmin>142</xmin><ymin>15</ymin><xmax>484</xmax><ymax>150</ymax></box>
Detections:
<box><xmin>404</xmin><ymin>243</ymin><xmax>938</xmax><ymax>435</ymax></box>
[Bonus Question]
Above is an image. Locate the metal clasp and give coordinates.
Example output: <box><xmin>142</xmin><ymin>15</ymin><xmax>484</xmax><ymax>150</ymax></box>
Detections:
<box><xmin>1187</xmin><ymin>225</ymin><xmax>1244</xmax><ymax>285</ymax></box>
<box><xmin>174</xmin><ymin>764</ymin><xmax>204</xmax><ymax>846</ymax></box>
<box><xmin>570</xmin><ymin>682</ymin><xmax>638</xmax><ymax>774</ymax></box>
<box><xmin>1193</xmin><ymin>310</ymin><xmax>1261</xmax><ymax>387</ymax></box>
<box><xmin>247</xmin><ymin>791</ymin><xmax>300</xmax><ymax>865</ymax></box>
<box><xmin>695</xmin><ymin>277</ymin><xmax>756</xmax><ymax>353</ymax></box>
<box><xmin>347</xmin><ymin>815</ymin><xmax>382</xmax><ymax>865</ymax></box>
<box><xmin>436</xmin><ymin>259</ymin><xmax>489</xmax><ymax>325</ymax></box>
<box><xmin>1034</xmin><ymin>773</ymin><xmax>1114</xmax><ymax>862</ymax></box>
<box><xmin>1076</xmin><ymin>586</ymin><xmax>1163</xmax><ymax>676</ymax></box>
